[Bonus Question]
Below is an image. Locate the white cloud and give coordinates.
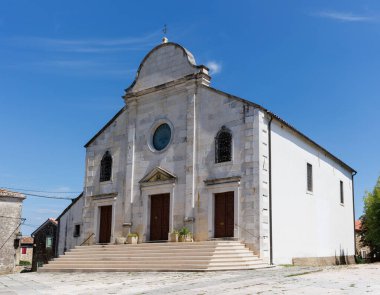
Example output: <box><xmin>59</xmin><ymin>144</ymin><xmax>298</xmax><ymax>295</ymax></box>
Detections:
<box><xmin>316</xmin><ymin>11</ymin><xmax>375</xmax><ymax>22</ymax></box>
<box><xmin>6</xmin><ymin>59</ymin><xmax>135</xmax><ymax>78</ymax></box>
<box><xmin>12</xmin><ymin>31</ymin><xmax>161</xmax><ymax>53</ymax></box>
<box><xmin>206</xmin><ymin>61</ymin><xmax>222</xmax><ymax>75</ymax></box>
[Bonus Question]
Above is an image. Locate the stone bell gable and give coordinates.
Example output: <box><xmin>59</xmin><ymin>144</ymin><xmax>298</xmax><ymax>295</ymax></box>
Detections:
<box><xmin>125</xmin><ymin>42</ymin><xmax>210</xmax><ymax>95</ymax></box>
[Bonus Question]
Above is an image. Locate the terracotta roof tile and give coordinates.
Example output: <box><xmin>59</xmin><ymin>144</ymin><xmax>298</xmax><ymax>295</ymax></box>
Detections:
<box><xmin>355</xmin><ymin>220</ymin><xmax>362</xmax><ymax>231</ymax></box>
<box><xmin>0</xmin><ymin>188</ymin><xmax>26</xmax><ymax>199</ymax></box>
<box><xmin>21</xmin><ymin>237</ymin><xmax>34</xmax><ymax>244</ymax></box>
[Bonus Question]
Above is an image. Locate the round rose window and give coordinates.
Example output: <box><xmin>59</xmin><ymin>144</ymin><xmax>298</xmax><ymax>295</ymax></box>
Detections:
<box><xmin>152</xmin><ymin>123</ymin><xmax>171</xmax><ymax>151</ymax></box>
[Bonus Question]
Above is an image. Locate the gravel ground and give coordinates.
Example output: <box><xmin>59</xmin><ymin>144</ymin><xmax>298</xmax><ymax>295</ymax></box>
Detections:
<box><xmin>0</xmin><ymin>264</ymin><xmax>379</xmax><ymax>294</ymax></box>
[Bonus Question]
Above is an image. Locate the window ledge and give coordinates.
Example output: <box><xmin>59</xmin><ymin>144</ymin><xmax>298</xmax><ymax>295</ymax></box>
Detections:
<box><xmin>214</xmin><ymin>161</ymin><xmax>233</xmax><ymax>167</ymax></box>
<box><xmin>100</xmin><ymin>180</ymin><xmax>113</xmax><ymax>185</ymax></box>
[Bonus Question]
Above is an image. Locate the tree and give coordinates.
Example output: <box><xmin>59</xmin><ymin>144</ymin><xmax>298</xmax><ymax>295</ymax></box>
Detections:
<box><xmin>360</xmin><ymin>177</ymin><xmax>380</xmax><ymax>260</ymax></box>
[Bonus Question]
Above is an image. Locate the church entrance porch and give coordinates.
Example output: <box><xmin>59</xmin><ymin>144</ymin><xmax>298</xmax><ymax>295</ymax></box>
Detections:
<box><xmin>150</xmin><ymin>193</ymin><xmax>170</xmax><ymax>241</ymax></box>
<box><xmin>99</xmin><ymin>205</ymin><xmax>112</xmax><ymax>243</ymax></box>
<box><xmin>214</xmin><ymin>192</ymin><xmax>234</xmax><ymax>238</ymax></box>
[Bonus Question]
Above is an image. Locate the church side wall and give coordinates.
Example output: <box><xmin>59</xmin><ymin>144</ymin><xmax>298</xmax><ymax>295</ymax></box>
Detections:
<box><xmin>57</xmin><ymin>196</ymin><xmax>84</xmax><ymax>255</ymax></box>
<box><xmin>196</xmin><ymin>88</ymin><xmax>268</xmax><ymax>257</ymax></box>
<box><xmin>270</xmin><ymin>120</ymin><xmax>355</xmax><ymax>265</ymax></box>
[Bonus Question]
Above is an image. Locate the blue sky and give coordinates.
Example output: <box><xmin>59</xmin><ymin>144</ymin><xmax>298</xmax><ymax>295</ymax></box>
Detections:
<box><xmin>0</xmin><ymin>1</ymin><xmax>379</xmax><ymax>235</ymax></box>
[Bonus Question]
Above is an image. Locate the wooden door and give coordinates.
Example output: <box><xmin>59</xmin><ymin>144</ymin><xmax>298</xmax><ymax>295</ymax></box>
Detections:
<box><xmin>150</xmin><ymin>194</ymin><xmax>170</xmax><ymax>241</ymax></box>
<box><xmin>214</xmin><ymin>192</ymin><xmax>234</xmax><ymax>238</ymax></box>
<box><xmin>99</xmin><ymin>205</ymin><xmax>112</xmax><ymax>243</ymax></box>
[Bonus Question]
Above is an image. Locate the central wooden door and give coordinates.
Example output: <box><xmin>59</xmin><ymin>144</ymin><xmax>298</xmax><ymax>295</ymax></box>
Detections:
<box><xmin>99</xmin><ymin>205</ymin><xmax>112</xmax><ymax>243</ymax></box>
<box><xmin>214</xmin><ymin>192</ymin><xmax>234</xmax><ymax>238</ymax></box>
<box><xmin>150</xmin><ymin>194</ymin><xmax>170</xmax><ymax>241</ymax></box>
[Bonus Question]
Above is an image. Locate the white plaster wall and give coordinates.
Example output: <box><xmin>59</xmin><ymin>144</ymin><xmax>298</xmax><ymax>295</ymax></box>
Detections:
<box><xmin>270</xmin><ymin>120</ymin><xmax>354</xmax><ymax>264</ymax></box>
<box><xmin>57</xmin><ymin>196</ymin><xmax>84</xmax><ymax>255</ymax></box>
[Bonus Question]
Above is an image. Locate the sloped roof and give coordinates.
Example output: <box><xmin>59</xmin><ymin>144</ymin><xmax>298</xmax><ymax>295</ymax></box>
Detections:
<box><xmin>56</xmin><ymin>193</ymin><xmax>83</xmax><ymax>221</ymax></box>
<box><xmin>205</xmin><ymin>86</ymin><xmax>356</xmax><ymax>173</ymax></box>
<box><xmin>84</xmin><ymin>107</ymin><xmax>125</xmax><ymax>148</ymax></box>
<box><xmin>355</xmin><ymin>220</ymin><xmax>362</xmax><ymax>231</ymax></box>
<box><xmin>31</xmin><ymin>218</ymin><xmax>57</xmax><ymax>237</ymax></box>
<box><xmin>0</xmin><ymin>188</ymin><xmax>26</xmax><ymax>199</ymax></box>
<box><xmin>21</xmin><ymin>237</ymin><xmax>34</xmax><ymax>244</ymax></box>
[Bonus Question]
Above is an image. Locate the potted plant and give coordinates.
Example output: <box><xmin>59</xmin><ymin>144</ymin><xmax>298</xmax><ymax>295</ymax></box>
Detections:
<box><xmin>168</xmin><ymin>230</ymin><xmax>179</xmax><ymax>242</ymax></box>
<box><xmin>115</xmin><ymin>236</ymin><xmax>126</xmax><ymax>244</ymax></box>
<box><xmin>178</xmin><ymin>227</ymin><xmax>193</xmax><ymax>242</ymax></box>
<box><xmin>127</xmin><ymin>233</ymin><xmax>138</xmax><ymax>244</ymax></box>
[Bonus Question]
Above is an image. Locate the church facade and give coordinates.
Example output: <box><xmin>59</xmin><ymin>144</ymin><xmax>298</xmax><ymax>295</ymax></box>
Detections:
<box><xmin>77</xmin><ymin>41</ymin><xmax>355</xmax><ymax>265</ymax></box>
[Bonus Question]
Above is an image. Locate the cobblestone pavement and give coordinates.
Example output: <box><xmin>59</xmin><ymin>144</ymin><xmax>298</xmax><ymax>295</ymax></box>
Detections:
<box><xmin>0</xmin><ymin>264</ymin><xmax>379</xmax><ymax>294</ymax></box>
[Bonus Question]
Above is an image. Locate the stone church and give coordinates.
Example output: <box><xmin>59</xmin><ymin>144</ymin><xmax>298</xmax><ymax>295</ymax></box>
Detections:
<box><xmin>59</xmin><ymin>39</ymin><xmax>356</xmax><ymax>265</ymax></box>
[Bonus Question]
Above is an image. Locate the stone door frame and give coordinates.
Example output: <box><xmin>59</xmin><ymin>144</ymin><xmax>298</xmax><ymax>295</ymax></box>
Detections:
<box><xmin>206</xmin><ymin>182</ymin><xmax>241</xmax><ymax>240</ymax></box>
<box><xmin>140</xmin><ymin>183</ymin><xmax>175</xmax><ymax>242</ymax></box>
<box><xmin>149</xmin><ymin>193</ymin><xmax>170</xmax><ymax>241</ymax></box>
<box><xmin>93</xmin><ymin>196</ymin><xmax>116</xmax><ymax>244</ymax></box>
<box><xmin>214</xmin><ymin>191</ymin><xmax>234</xmax><ymax>238</ymax></box>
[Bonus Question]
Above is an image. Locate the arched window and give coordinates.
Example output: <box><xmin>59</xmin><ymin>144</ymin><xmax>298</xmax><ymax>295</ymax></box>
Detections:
<box><xmin>215</xmin><ymin>126</ymin><xmax>232</xmax><ymax>163</ymax></box>
<box><xmin>100</xmin><ymin>151</ymin><xmax>112</xmax><ymax>182</ymax></box>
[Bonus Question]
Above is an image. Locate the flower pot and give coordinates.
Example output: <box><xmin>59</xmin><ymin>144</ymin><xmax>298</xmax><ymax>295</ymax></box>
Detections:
<box><xmin>168</xmin><ymin>233</ymin><xmax>178</xmax><ymax>242</ymax></box>
<box><xmin>179</xmin><ymin>234</ymin><xmax>192</xmax><ymax>242</ymax></box>
<box><xmin>115</xmin><ymin>237</ymin><xmax>126</xmax><ymax>244</ymax></box>
<box><xmin>127</xmin><ymin>236</ymin><xmax>138</xmax><ymax>244</ymax></box>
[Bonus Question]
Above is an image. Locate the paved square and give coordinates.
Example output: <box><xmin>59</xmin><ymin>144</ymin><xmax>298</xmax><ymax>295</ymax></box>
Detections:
<box><xmin>0</xmin><ymin>264</ymin><xmax>379</xmax><ymax>294</ymax></box>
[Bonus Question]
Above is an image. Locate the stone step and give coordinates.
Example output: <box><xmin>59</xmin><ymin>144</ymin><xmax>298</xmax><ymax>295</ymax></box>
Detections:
<box><xmin>58</xmin><ymin>251</ymin><xmax>257</xmax><ymax>258</ymax></box>
<box><xmin>54</xmin><ymin>256</ymin><xmax>260</xmax><ymax>262</ymax></box>
<box><xmin>51</xmin><ymin>257</ymin><xmax>261</xmax><ymax>264</ymax></box>
<box><xmin>69</xmin><ymin>245</ymin><xmax>247</xmax><ymax>252</ymax></box>
<box><xmin>40</xmin><ymin>264</ymin><xmax>272</xmax><ymax>272</ymax></box>
<box><xmin>40</xmin><ymin>241</ymin><xmax>269</xmax><ymax>272</ymax></box>
<box><xmin>42</xmin><ymin>261</ymin><xmax>266</xmax><ymax>269</ymax></box>
<box><xmin>56</xmin><ymin>252</ymin><xmax>258</xmax><ymax>259</ymax></box>
<box><xmin>65</xmin><ymin>248</ymin><xmax>252</xmax><ymax>255</ymax></box>
<box><xmin>76</xmin><ymin>241</ymin><xmax>243</xmax><ymax>248</ymax></box>
<box><xmin>44</xmin><ymin>263</ymin><xmax>266</xmax><ymax>269</ymax></box>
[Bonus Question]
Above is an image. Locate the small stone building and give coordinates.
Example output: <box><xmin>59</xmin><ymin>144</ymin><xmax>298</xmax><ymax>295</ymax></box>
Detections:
<box><xmin>19</xmin><ymin>237</ymin><xmax>34</xmax><ymax>265</ymax></box>
<box><xmin>56</xmin><ymin>193</ymin><xmax>84</xmax><ymax>255</ymax></box>
<box><xmin>31</xmin><ymin>218</ymin><xmax>57</xmax><ymax>271</ymax></box>
<box><xmin>0</xmin><ymin>188</ymin><xmax>25</xmax><ymax>274</ymax></box>
<box><xmin>355</xmin><ymin>220</ymin><xmax>370</xmax><ymax>260</ymax></box>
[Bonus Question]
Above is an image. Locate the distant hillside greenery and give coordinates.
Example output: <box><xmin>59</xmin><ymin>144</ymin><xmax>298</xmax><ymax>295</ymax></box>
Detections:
<box><xmin>360</xmin><ymin>177</ymin><xmax>380</xmax><ymax>260</ymax></box>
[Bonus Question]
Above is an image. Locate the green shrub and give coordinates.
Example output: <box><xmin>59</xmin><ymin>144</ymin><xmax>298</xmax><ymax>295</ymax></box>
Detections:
<box><xmin>18</xmin><ymin>260</ymin><xmax>31</xmax><ymax>266</ymax></box>
<box><xmin>179</xmin><ymin>227</ymin><xmax>191</xmax><ymax>237</ymax></box>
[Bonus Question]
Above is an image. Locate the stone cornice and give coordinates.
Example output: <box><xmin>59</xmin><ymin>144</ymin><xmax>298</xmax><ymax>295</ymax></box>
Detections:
<box><xmin>204</xmin><ymin>176</ymin><xmax>241</xmax><ymax>186</ymax></box>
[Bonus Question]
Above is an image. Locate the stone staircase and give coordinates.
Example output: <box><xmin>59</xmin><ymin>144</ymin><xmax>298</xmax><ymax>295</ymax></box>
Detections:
<box><xmin>39</xmin><ymin>241</ymin><xmax>270</xmax><ymax>272</ymax></box>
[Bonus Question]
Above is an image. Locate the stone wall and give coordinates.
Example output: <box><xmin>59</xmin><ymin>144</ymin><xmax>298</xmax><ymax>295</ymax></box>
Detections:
<box><xmin>19</xmin><ymin>246</ymin><xmax>33</xmax><ymax>264</ymax></box>
<box><xmin>0</xmin><ymin>192</ymin><xmax>25</xmax><ymax>274</ymax></box>
<box><xmin>32</xmin><ymin>221</ymin><xmax>57</xmax><ymax>271</ymax></box>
